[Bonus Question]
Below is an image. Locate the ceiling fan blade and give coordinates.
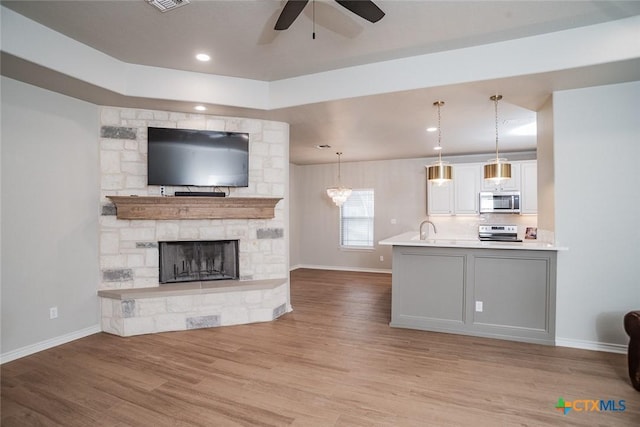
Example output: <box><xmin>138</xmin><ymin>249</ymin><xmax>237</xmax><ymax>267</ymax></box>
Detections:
<box><xmin>335</xmin><ymin>0</ymin><xmax>385</xmax><ymax>23</ymax></box>
<box><xmin>274</xmin><ymin>0</ymin><xmax>310</xmax><ymax>30</ymax></box>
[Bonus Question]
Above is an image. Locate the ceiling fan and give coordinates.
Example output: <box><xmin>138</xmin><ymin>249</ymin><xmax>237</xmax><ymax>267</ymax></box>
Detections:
<box><xmin>274</xmin><ymin>0</ymin><xmax>385</xmax><ymax>30</ymax></box>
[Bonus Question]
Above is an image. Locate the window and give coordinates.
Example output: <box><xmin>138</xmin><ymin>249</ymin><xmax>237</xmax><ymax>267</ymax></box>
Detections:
<box><xmin>340</xmin><ymin>189</ymin><xmax>374</xmax><ymax>248</ymax></box>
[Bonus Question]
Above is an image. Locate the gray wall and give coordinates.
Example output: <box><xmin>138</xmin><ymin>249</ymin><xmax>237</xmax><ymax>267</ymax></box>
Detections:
<box><xmin>553</xmin><ymin>81</ymin><xmax>640</xmax><ymax>348</ymax></box>
<box><xmin>1</xmin><ymin>77</ymin><xmax>100</xmax><ymax>354</ymax></box>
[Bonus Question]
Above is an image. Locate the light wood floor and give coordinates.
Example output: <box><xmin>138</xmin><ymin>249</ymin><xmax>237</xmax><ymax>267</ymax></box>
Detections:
<box><xmin>2</xmin><ymin>269</ymin><xmax>638</xmax><ymax>426</ymax></box>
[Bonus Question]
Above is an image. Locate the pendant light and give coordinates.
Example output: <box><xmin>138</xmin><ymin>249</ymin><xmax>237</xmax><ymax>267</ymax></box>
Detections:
<box><xmin>484</xmin><ymin>94</ymin><xmax>512</xmax><ymax>183</ymax></box>
<box><xmin>427</xmin><ymin>101</ymin><xmax>452</xmax><ymax>185</ymax></box>
<box><xmin>326</xmin><ymin>152</ymin><xmax>352</xmax><ymax>207</ymax></box>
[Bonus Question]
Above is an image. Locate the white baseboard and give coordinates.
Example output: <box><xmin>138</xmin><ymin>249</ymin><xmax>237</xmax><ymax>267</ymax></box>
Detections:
<box><xmin>1</xmin><ymin>324</ymin><xmax>101</xmax><ymax>364</ymax></box>
<box><xmin>555</xmin><ymin>337</ymin><xmax>627</xmax><ymax>354</ymax></box>
<box><xmin>290</xmin><ymin>264</ymin><xmax>391</xmax><ymax>274</ymax></box>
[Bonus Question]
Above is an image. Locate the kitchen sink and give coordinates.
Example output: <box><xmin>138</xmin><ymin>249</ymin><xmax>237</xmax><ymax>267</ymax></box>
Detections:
<box><xmin>410</xmin><ymin>235</ymin><xmax>477</xmax><ymax>245</ymax></box>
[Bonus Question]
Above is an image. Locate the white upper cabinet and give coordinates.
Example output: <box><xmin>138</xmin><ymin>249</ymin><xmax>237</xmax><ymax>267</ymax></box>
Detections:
<box><xmin>428</xmin><ymin>164</ymin><xmax>481</xmax><ymax>215</ymax></box>
<box><xmin>454</xmin><ymin>164</ymin><xmax>481</xmax><ymax>214</ymax></box>
<box><xmin>428</xmin><ymin>160</ymin><xmax>537</xmax><ymax>216</ymax></box>
<box><xmin>520</xmin><ymin>160</ymin><xmax>538</xmax><ymax>214</ymax></box>
<box><xmin>427</xmin><ymin>180</ymin><xmax>454</xmax><ymax>215</ymax></box>
<box><xmin>480</xmin><ymin>162</ymin><xmax>521</xmax><ymax>191</ymax></box>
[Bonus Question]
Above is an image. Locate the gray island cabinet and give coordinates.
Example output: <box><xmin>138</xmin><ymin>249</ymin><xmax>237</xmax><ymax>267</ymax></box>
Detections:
<box><xmin>380</xmin><ymin>233</ymin><xmax>563</xmax><ymax>345</ymax></box>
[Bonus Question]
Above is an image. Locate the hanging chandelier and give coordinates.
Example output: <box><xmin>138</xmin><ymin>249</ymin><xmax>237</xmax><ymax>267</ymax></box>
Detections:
<box><xmin>427</xmin><ymin>101</ymin><xmax>452</xmax><ymax>185</ymax></box>
<box><xmin>326</xmin><ymin>152</ymin><xmax>352</xmax><ymax>207</ymax></box>
<box><xmin>484</xmin><ymin>94</ymin><xmax>512</xmax><ymax>183</ymax></box>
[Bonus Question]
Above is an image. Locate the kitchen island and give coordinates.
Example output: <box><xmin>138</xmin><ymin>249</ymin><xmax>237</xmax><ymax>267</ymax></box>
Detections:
<box><xmin>379</xmin><ymin>232</ymin><xmax>566</xmax><ymax>345</ymax></box>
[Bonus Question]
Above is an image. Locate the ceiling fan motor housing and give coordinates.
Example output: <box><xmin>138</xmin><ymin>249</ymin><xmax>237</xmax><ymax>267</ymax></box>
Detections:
<box><xmin>275</xmin><ymin>0</ymin><xmax>384</xmax><ymax>30</ymax></box>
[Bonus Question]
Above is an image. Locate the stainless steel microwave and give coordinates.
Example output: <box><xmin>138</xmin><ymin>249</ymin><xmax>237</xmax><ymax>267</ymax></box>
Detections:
<box><xmin>479</xmin><ymin>191</ymin><xmax>521</xmax><ymax>214</ymax></box>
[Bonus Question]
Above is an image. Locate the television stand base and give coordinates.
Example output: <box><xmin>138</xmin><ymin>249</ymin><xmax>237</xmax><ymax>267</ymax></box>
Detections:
<box><xmin>174</xmin><ymin>191</ymin><xmax>226</xmax><ymax>197</ymax></box>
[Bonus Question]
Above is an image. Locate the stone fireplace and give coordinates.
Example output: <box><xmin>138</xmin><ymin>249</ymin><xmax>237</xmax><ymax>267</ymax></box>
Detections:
<box><xmin>97</xmin><ymin>107</ymin><xmax>291</xmax><ymax>337</ymax></box>
<box><xmin>159</xmin><ymin>240</ymin><xmax>239</xmax><ymax>284</ymax></box>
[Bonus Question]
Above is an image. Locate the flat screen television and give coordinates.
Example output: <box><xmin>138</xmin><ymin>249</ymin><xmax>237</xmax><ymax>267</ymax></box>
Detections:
<box><xmin>147</xmin><ymin>127</ymin><xmax>249</xmax><ymax>187</ymax></box>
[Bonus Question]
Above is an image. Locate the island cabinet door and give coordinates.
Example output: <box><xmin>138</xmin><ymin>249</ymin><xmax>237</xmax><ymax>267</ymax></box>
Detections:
<box><xmin>391</xmin><ymin>247</ymin><xmax>467</xmax><ymax>331</ymax></box>
<box><xmin>470</xmin><ymin>251</ymin><xmax>556</xmax><ymax>343</ymax></box>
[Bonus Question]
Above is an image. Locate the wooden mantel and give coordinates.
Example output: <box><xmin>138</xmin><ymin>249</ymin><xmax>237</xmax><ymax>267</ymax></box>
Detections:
<box><xmin>107</xmin><ymin>196</ymin><xmax>282</xmax><ymax>220</ymax></box>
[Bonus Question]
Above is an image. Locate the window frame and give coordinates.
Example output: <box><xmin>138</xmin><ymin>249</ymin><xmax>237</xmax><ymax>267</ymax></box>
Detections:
<box><xmin>339</xmin><ymin>188</ymin><xmax>375</xmax><ymax>250</ymax></box>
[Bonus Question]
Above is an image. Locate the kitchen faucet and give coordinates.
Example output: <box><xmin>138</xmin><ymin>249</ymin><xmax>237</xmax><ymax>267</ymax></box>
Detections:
<box><xmin>419</xmin><ymin>219</ymin><xmax>437</xmax><ymax>240</ymax></box>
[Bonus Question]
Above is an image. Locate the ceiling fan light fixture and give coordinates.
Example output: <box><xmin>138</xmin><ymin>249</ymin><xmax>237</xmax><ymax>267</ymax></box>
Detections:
<box><xmin>427</xmin><ymin>101</ymin><xmax>453</xmax><ymax>186</ymax></box>
<box><xmin>484</xmin><ymin>94</ymin><xmax>512</xmax><ymax>183</ymax></box>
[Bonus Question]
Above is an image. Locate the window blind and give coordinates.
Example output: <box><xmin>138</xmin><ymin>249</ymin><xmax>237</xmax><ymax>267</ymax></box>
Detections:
<box><xmin>340</xmin><ymin>189</ymin><xmax>374</xmax><ymax>248</ymax></box>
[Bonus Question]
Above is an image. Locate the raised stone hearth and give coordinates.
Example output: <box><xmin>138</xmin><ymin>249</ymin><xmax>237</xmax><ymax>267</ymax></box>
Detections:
<box><xmin>99</xmin><ymin>279</ymin><xmax>289</xmax><ymax>337</ymax></box>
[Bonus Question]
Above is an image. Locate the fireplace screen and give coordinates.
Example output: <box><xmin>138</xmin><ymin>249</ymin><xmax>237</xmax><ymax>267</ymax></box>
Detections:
<box><xmin>158</xmin><ymin>240</ymin><xmax>239</xmax><ymax>284</ymax></box>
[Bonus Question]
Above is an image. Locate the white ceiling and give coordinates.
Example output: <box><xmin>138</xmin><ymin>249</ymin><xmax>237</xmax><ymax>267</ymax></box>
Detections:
<box><xmin>2</xmin><ymin>0</ymin><xmax>640</xmax><ymax>164</ymax></box>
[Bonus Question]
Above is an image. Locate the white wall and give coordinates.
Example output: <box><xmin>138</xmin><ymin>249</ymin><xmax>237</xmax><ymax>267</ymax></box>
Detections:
<box><xmin>1</xmin><ymin>77</ymin><xmax>100</xmax><ymax>356</ymax></box>
<box><xmin>554</xmin><ymin>81</ymin><xmax>640</xmax><ymax>350</ymax></box>
<box><xmin>536</xmin><ymin>96</ymin><xmax>555</xmax><ymax>237</ymax></box>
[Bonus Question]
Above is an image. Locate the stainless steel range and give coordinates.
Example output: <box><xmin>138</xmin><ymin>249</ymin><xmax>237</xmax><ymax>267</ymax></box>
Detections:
<box><xmin>478</xmin><ymin>225</ymin><xmax>522</xmax><ymax>242</ymax></box>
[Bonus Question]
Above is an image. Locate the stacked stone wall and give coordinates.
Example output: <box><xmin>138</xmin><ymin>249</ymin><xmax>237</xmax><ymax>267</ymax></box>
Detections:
<box><xmin>99</xmin><ymin>108</ymin><xmax>289</xmax><ymax>290</ymax></box>
<box><xmin>97</xmin><ymin>107</ymin><xmax>290</xmax><ymax>335</ymax></box>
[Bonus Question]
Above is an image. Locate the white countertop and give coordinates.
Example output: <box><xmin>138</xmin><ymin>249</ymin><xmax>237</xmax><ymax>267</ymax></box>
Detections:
<box><xmin>379</xmin><ymin>232</ymin><xmax>567</xmax><ymax>251</ymax></box>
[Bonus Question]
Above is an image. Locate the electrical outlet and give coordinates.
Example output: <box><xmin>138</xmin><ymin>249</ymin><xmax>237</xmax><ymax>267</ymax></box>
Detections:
<box><xmin>390</xmin><ymin>218</ymin><xmax>397</xmax><ymax>224</ymax></box>
<box><xmin>475</xmin><ymin>301</ymin><xmax>483</xmax><ymax>312</ymax></box>
<box><xmin>379</xmin><ymin>255</ymin><xmax>384</xmax><ymax>262</ymax></box>
<box><xmin>49</xmin><ymin>306</ymin><xmax>58</xmax><ymax>319</ymax></box>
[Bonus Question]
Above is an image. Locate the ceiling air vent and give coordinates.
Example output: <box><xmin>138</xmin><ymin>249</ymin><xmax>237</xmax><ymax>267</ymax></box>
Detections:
<box><xmin>147</xmin><ymin>0</ymin><xmax>190</xmax><ymax>13</ymax></box>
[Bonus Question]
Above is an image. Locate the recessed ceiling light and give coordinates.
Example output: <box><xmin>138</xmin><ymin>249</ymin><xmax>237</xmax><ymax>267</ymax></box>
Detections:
<box><xmin>194</xmin><ymin>105</ymin><xmax>206</xmax><ymax>111</ymax></box>
<box><xmin>195</xmin><ymin>53</ymin><xmax>210</xmax><ymax>62</ymax></box>
<box><xmin>315</xmin><ymin>144</ymin><xmax>332</xmax><ymax>149</ymax></box>
<box><xmin>426</xmin><ymin>127</ymin><xmax>437</xmax><ymax>132</ymax></box>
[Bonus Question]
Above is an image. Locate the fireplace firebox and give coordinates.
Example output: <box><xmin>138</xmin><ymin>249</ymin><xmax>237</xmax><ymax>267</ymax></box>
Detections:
<box><xmin>158</xmin><ymin>240</ymin><xmax>239</xmax><ymax>284</ymax></box>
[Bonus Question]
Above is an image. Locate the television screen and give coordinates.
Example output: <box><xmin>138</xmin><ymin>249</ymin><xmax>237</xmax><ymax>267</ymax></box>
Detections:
<box><xmin>147</xmin><ymin>127</ymin><xmax>249</xmax><ymax>187</ymax></box>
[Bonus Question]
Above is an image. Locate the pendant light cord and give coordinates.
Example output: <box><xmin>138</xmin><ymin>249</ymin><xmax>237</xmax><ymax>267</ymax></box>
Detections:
<box><xmin>492</xmin><ymin>94</ymin><xmax>502</xmax><ymax>161</ymax></box>
<box><xmin>438</xmin><ymin>102</ymin><xmax>442</xmax><ymax>163</ymax></box>
<box><xmin>494</xmin><ymin>96</ymin><xmax>499</xmax><ymax>160</ymax></box>
<box><xmin>336</xmin><ymin>152</ymin><xmax>342</xmax><ymax>185</ymax></box>
<box><xmin>435</xmin><ymin>101</ymin><xmax>444</xmax><ymax>163</ymax></box>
